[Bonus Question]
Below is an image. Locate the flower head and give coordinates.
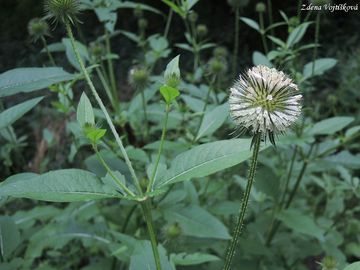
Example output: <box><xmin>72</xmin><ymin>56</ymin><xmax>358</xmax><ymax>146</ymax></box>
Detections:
<box><xmin>28</xmin><ymin>18</ymin><xmax>50</xmax><ymax>42</ymax></box>
<box><xmin>44</xmin><ymin>0</ymin><xmax>82</xmax><ymax>25</ymax></box>
<box><xmin>128</xmin><ymin>66</ymin><xmax>149</xmax><ymax>89</ymax></box>
<box><xmin>229</xmin><ymin>65</ymin><xmax>302</xmax><ymax>144</ymax></box>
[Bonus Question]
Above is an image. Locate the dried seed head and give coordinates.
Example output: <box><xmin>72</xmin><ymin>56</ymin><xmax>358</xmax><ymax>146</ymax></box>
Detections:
<box><xmin>44</xmin><ymin>0</ymin><xmax>82</xmax><ymax>25</ymax></box>
<box><xmin>28</xmin><ymin>18</ymin><xmax>49</xmax><ymax>42</ymax></box>
<box><xmin>128</xmin><ymin>66</ymin><xmax>149</xmax><ymax>89</ymax></box>
<box><xmin>229</xmin><ymin>65</ymin><xmax>302</xmax><ymax>143</ymax></box>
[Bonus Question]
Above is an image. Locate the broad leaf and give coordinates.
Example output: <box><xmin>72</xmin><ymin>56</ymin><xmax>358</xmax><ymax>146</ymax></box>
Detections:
<box><xmin>343</xmin><ymin>262</ymin><xmax>360</xmax><ymax>270</ymax></box>
<box><xmin>157</xmin><ymin>139</ymin><xmax>268</xmax><ymax>187</ymax></box>
<box><xmin>0</xmin><ymin>97</ymin><xmax>43</xmax><ymax>130</ymax></box>
<box><xmin>308</xmin><ymin>116</ymin><xmax>354</xmax><ymax>135</ymax></box>
<box><xmin>240</xmin><ymin>17</ymin><xmax>260</xmax><ymax>32</ymax></box>
<box><xmin>164</xmin><ymin>205</ymin><xmax>230</xmax><ymax>239</ymax></box>
<box><xmin>252</xmin><ymin>51</ymin><xmax>272</xmax><ymax>67</ymax></box>
<box><xmin>196</xmin><ymin>103</ymin><xmax>229</xmax><ymax>140</ymax></box>
<box><xmin>0</xmin><ymin>169</ymin><xmax>120</xmax><ymax>202</ymax></box>
<box><xmin>171</xmin><ymin>252</ymin><xmax>219</xmax><ymax>266</ymax></box>
<box><xmin>286</xmin><ymin>22</ymin><xmax>311</xmax><ymax>47</ymax></box>
<box><xmin>0</xmin><ymin>67</ymin><xmax>75</xmax><ymax>98</ymax></box>
<box><xmin>303</xmin><ymin>58</ymin><xmax>337</xmax><ymax>79</ymax></box>
<box><xmin>77</xmin><ymin>92</ymin><xmax>95</xmax><ymax>127</ymax></box>
<box><xmin>0</xmin><ymin>217</ymin><xmax>20</xmax><ymax>259</ymax></box>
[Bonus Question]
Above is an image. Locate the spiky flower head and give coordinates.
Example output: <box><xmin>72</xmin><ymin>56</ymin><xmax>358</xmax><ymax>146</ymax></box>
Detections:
<box><xmin>44</xmin><ymin>0</ymin><xmax>81</xmax><ymax>25</ymax></box>
<box><xmin>28</xmin><ymin>18</ymin><xmax>49</xmax><ymax>42</ymax></box>
<box><xmin>318</xmin><ymin>256</ymin><xmax>338</xmax><ymax>270</ymax></box>
<box><xmin>128</xmin><ymin>66</ymin><xmax>149</xmax><ymax>89</ymax></box>
<box><xmin>229</xmin><ymin>65</ymin><xmax>302</xmax><ymax>144</ymax></box>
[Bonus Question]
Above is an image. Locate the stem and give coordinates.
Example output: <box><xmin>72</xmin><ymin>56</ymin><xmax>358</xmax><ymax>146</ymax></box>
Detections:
<box><xmin>65</xmin><ymin>22</ymin><xmax>142</xmax><ymax>195</ymax></box>
<box><xmin>267</xmin><ymin>0</ymin><xmax>275</xmax><ymax>43</ymax></box>
<box><xmin>93</xmin><ymin>145</ymin><xmax>135</xmax><ymax>196</ymax></box>
<box><xmin>222</xmin><ymin>134</ymin><xmax>261</xmax><ymax>270</ymax></box>
<box><xmin>122</xmin><ymin>204</ymin><xmax>138</xmax><ymax>233</ymax></box>
<box><xmin>164</xmin><ymin>9</ymin><xmax>173</xmax><ymax>38</ymax></box>
<box><xmin>259</xmin><ymin>13</ymin><xmax>269</xmax><ymax>54</ymax></box>
<box><xmin>232</xmin><ymin>7</ymin><xmax>240</xmax><ymax>78</ymax></box>
<box><xmin>141</xmin><ymin>201</ymin><xmax>162</xmax><ymax>270</ymax></box>
<box><xmin>140</xmin><ymin>87</ymin><xmax>149</xmax><ymax>140</ymax></box>
<box><xmin>41</xmin><ymin>36</ymin><xmax>56</xmax><ymax>66</ymax></box>
<box><xmin>265</xmin><ymin>144</ymin><xmax>314</xmax><ymax>246</ymax></box>
<box><xmin>147</xmin><ymin>104</ymin><xmax>170</xmax><ymax>192</ymax></box>
<box><xmin>95</xmin><ymin>66</ymin><xmax>117</xmax><ymax>111</ymax></box>
<box><xmin>311</xmin><ymin>13</ymin><xmax>321</xmax><ymax>76</ymax></box>
<box><xmin>105</xmin><ymin>29</ymin><xmax>118</xmax><ymax>102</ymax></box>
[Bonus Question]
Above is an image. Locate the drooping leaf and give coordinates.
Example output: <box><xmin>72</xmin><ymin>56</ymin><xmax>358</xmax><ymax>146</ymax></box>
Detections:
<box><xmin>0</xmin><ymin>169</ymin><xmax>120</xmax><ymax>202</ymax></box>
<box><xmin>164</xmin><ymin>205</ymin><xmax>230</xmax><ymax>239</ymax></box>
<box><xmin>157</xmin><ymin>139</ymin><xmax>269</xmax><ymax>187</ymax></box>
<box><xmin>0</xmin><ymin>67</ymin><xmax>75</xmax><ymax>98</ymax></box>
<box><xmin>0</xmin><ymin>97</ymin><xmax>43</xmax><ymax>130</ymax></box>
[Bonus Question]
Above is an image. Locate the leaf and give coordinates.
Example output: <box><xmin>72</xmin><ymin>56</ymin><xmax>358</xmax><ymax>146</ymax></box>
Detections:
<box><xmin>162</xmin><ymin>0</ymin><xmax>185</xmax><ymax>18</ymax></box>
<box><xmin>84</xmin><ymin>127</ymin><xmax>107</xmax><ymax>143</ymax></box>
<box><xmin>277</xmin><ymin>209</ymin><xmax>324</xmax><ymax>241</ymax></box>
<box><xmin>0</xmin><ymin>97</ymin><xmax>43</xmax><ymax>130</ymax></box>
<box><xmin>343</xmin><ymin>262</ymin><xmax>360</xmax><ymax>270</ymax></box>
<box><xmin>286</xmin><ymin>22</ymin><xmax>311</xmax><ymax>47</ymax></box>
<box><xmin>303</xmin><ymin>58</ymin><xmax>337</xmax><ymax>79</ymax></box>
<box><xmin>195</xmin><ymin>103</ymin><xmax>229</xmax><ymax>140</ymax></box>
<box><xmin>240</xmin><ymin>17</ymin><xmax>260</xmax><ymax>32</ymax></box>
<box><xmin>164</xmin><ymin>55</ymin><xmax>180</xmax><ymax>80</ymax></box>
<box><xmin>308</xmin><ymin>116</ymin><xmax>354</xmax><ymax>135</ymax></box>
<box><xmin>0</xmin><ymin>217</ymin><xmax>20</xmax><ymax>259</ymax></box>
<box><xmin>0</xmin><ymin>67</ymin><xmax>75</xmax><ymax>98</ymax></box>
<box><xmin>0</xmin><ymin>169</ymin><xmax>120</xmax><ymax>202</ymax></box>
<box><xmin>164</xmin><ymin>205</ymin><xmax>230</xmax><ymax>239</ymax></box>
<box><xmin>170</xmin><ymin>252</ymin><xmax>220</xmax><ymax>266</ymax></box>
<box><xmin>77</xmin><ymin>92</ymin><xmax>95</xmax><ymax>127</ymax></box>
<box><xmin>160</xmin><ymin>85</ymin><xmax>180</xmax><ymax>104</ymax></box>
<box><xmin>129</xmin><ymin>241</ymin><xmax>175</xmax><ymax>270</ymax></box>
<box><xmin>157</xmin><ymin>139</ymin><xmax>269</xmax><ymax>187</ymax></box>
<box><xmin>252</xmin><ymin>51</ymin><xmax>272</xmax><ymax>67</ymax></box>
<box><xmin>62</xmin><ymin>38</ymin><xmax>89</xmax><ymax>71</ymax></box>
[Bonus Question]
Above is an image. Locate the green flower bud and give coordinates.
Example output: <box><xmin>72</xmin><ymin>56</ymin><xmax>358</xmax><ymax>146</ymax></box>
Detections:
<box><xmin>208</xmin><ymin>57</ymin><xmax>228</xmax><ymax>75</ymax></box>
<box><xmin>164</xmin><ymin>223</ymin><xmax>182</xmax><ymax>239</ymax></box>
<box><xmin>133</xmin><ymin>5</ymin><xmax>143</xmax><ymax>18</ymax></box>
<box><xmin>28</xmin><ymin>18</ymin><xmax>49</xmax><ymax>42</ymax></box>
<box><xmin>319</xmin><ymin>256</ymin><xmax>338</xmax><ymax>270</ymax></box>
<box><xmin>138</xmin><ymin>18</ymin><xmax>148</xmax><ymax>30</ymax></box>
<box><xmin>213</xmin><ymin>46</ymin><xmax>228</xmax><ymax>59</ymax></box>
<box><xmin>44</xmin><ymin>0</ymin><xmax>82</xmax><ymax>25</ymax></box>
<box><xmin>255</xmin><ymin>2</ymin><xmax>266</xmax><ymax>13</ymax></box>
<box><xmin>227</xmin><ymin>0</ymin><xmax>249</xmax><ymax>8</ymax></box>
<box><xmin>196</xmin><ymin>24</ymin><xmax>208</xmax><ymax>38</ymax></box>
<box><xmin>89</xmin><ymin>42</ymin><xmax>105</xmax><ymax>61</ymax></box>
<box><xmin>288</xmin><ymin>16</ymin><xmax>300</xmax><ymax>33</ymax></box>
<box><xmin>188</xmin><ymin>11</ymin><xmax>198</xmax><ymax>23</ymax></box>
<box><xmin>128</xmin><ymin>66</ymin><xmax>149</xmax><ymax>89</ymax></box>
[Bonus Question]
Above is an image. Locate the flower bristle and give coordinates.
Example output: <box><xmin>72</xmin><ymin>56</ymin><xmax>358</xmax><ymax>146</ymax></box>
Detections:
<box><xmin>44</xmin><ymin>0</ymin><xmax>81</xmax><ymax>25</ymax></box>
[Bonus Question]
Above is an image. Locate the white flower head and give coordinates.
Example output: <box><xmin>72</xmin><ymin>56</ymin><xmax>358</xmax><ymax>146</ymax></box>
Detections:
<box><xmin>229</xmin><ymin>65</ymin><xmax>302</xmax><ymax>144</ymax></box>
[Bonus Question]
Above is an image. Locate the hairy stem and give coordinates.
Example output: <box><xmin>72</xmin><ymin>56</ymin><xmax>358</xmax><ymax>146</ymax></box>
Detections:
<box><xmin>147</xmin><ymin>104</ymin><xmax>170</xmax><ymax>192</ymax></box>
<box><xmin>222</xmin><ymin>134</ymin><xmax>261</xmax><ymax>270</ymax></box>
<box><xmin>65</xmin><ymin>22</ymin><xmax>142</xmax><ymax>195</ymax></box>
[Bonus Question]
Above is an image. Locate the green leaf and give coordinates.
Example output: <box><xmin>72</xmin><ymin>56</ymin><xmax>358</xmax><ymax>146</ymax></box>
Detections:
<box><xmin>286</xmin><ymin>22</ymin><xmax>311</xmax><ymax>47</ymax></box>
<box><xmin>277</xmin><ymin>209</ymin><xmax>324</xmax><ymax>241</ymax></box>
<box><xmin>164</xmin><ymin>205</ymin><xmax>230</xmax><ymax>239</ymax></box>
<box><xmin>0</xmin><ymin>169</ymin><xmax>120</xmax><ymax>202</ymax></box>
<box><xmin>0</xmin><ymin>216</ymin><xmax>20</xmax><ymax>260</ymax></box>
<box><xmin>252</xmin><ymin>51</ymin><xmax>272</xmax><ymax>67</ymax></box>
<box><xmin>160</xmin><ymin>85</ymin><xmax>180</xmax><ymax>104</ymax></box>
<box><xmin>62</xmin><ymin>38</ymin><xmax>89</xmax><ymax>71</ymax></box>
<box><xmin>162</xmin><ymin>0</ymin><xmax>185</xmax><ymax>18</ymax></box>
<box><xmin>343</xmin><ymin>262</ymin><xmax>360</xmax><ymax>270</ymax></box>
<box><xmin>129</xmin><ymin>241</ymin><xmax>175</xmax><ymax>270</ymax></box>
<box><xmin>308</xmin><ymin>116</ymin><xmax>354</xmax><ymax>135</ymax></box>
<box><xmin>240</xmin><ymin>17</ymin><xmax>260</xmax><ymax>32</ymax></box>
<box><xmin>164</xmin><ymin>55</ymin><xmax>180</xmax><ymax>80</ymax></box>
<box><xmin>0</xmin><ymin>67</ymin><xmax>75</xmax><ymax>98</ymax></box>
<box><xmin>84</xmin><ymin>127</ymin><xmax>107</xmax><ymax>143</ymax></box>
<box><xmin>77</xmin><ymin>92</ymin><xmax>95</xmax><ymax>127</ymax></box>
<box><xmin>195</xmin><ymin>103</ymin><xmax>229</xmax><ymax>140</ymax></box>
<box><xmin>170</xmin><ymin>252</ymin><xmax>220</xmax><ymax>266</ymax></box>
<box><xmin>157</xmin><ymin>139</ymin><xmax>269</xmax><ymax>187</ymax></box>
<box><xmin>0</xmin><ymin>97</ymin><xmax>43</xmax><ymax>130</ymax></box>
<box><xmin>303</xmin><ymin>58</ymin><xmax>337</xmax><ymax>79</ymax></box>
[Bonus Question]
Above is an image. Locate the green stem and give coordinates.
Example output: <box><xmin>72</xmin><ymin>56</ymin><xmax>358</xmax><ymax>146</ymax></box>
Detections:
<box><xmin>222</xmin><ymin>134</ymin><xmax>261</xmax><ymax>270</ymax></box>
<box><xmin>141</xmin><ymin>201</ymin><xmax>162</xmax><ymax>270</ymax></box>
<box><xmin>41</xmin><ymin>36</ymin><xmax>56</xmax><ymax>66</ymax></box>
<box><xmin>232</xmin><ymin>7</ymin><xmax>240</xmax><ymax>78</ymax></box>
<box><xmin>93</xmin><ymin>145</ymin><xmax>135</xmax><ymax>196</ymax></box>
<box><xmin>95</xmin><ymin>66</ymin><xmax>117</xmax><ymax>111</ymax></box>
<box><xmin>259</xmin><ymin>13</ymin><xmax>269</xmax><ymax>54</ymax></box>
<box><xmin>140</xmin><ymin>87</ymin><xmax>149</xmax><ymax>140</ymax></box>
<box><xmin>267</xmin><ymin>0</ymin><xmax>275</xmax><ymax>43</ymax></box>
<box><xmin>122</xmin><ymin>204</ymin><xmax>138</xmax><ymax>233</ymax></box>
<box><xmin>164</xmin><ymin>9</ymin><xmax>173</xmax><ymax>39</ymax></box>
<box><xmin>312</xmin><ymin>12</ymin><xmax>321</xmax><ymax>76</ymax></box>
<box><xmin>105</xmin><ymin>29</ymin><xmax>118</xmax><ymax>102</ymax></box>
<box><xmin>65</xmin><ymin>22</ymin><xmax>142</xmax><ymax>195</ymax></box>
<box><xmin>147</xmin><ymin>104</ymin><xmax>170</xmax><ymax>192</ymax></box>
